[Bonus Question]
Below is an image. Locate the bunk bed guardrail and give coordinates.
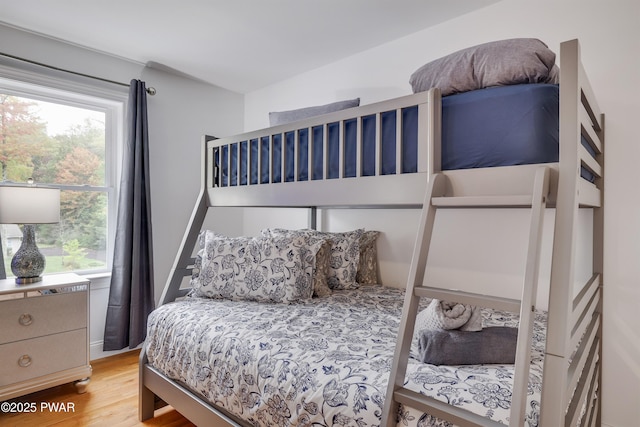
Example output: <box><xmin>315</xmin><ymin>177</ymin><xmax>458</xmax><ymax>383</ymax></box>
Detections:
<box><xmin>207</xmin><ymin>89</ymin><xmax>441</xmax><ymax>208</ymax></box>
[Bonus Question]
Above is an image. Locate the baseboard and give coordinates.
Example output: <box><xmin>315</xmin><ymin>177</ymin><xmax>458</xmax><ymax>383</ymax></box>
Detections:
<box><xmin>90</xmin><ymin>340</ymin><xmax>141</xmax><ymax>361</ymax></box>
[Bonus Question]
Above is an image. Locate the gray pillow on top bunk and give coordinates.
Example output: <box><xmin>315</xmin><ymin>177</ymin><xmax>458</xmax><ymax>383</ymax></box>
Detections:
<box><xmin>269</xmin><ymin>98</ymin><xmax>360</xmax><ymax>126</ymax></box>
<box><xmin>409</xmin><ymin>38</ymin><xmax>559</xmax><ymax>96</ymax></box>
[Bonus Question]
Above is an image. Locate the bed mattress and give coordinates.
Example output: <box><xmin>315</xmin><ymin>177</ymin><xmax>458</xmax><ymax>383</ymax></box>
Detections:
<box><xmin>439</xmin><ymin>83</ymin><xmax>559</xmax><ymax>171</ymax></box>
<box><xmin>145</xmin><ymin>285</ymin><xmax>546</xmax><ymax>426</ymax></box>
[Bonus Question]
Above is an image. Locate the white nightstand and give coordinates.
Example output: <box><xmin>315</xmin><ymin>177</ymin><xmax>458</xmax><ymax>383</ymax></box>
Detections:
<box><xmin>0</xmin><ymin>273</ymin><xmax>91</xmax><ymax>401</ymax></box>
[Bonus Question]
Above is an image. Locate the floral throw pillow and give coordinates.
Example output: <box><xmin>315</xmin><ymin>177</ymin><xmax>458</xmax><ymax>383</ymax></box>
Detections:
<box><xmin>262</xmin><ymin>228</ymin><xmax>364</xmax><ymax>290</ymax></box>
<box><xmin>190</xmin><ymin>230</ymin><xmax>321</xmax><ymax>303</ymax></box>
<box><xmin>257</xmin><ymin>229</ymin><xmax>333</xmax><ymax>296</ymax></box>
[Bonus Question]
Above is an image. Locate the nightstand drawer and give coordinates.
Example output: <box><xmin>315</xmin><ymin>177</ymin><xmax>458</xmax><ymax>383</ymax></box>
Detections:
<box><xmin>0</xmin><ymin>328</ymin><xmax>87</xmax><ymax>386</ymax></box>
<box><xmin>0</xmin><ymin>291</ymin><xmax>87</xmax><ymax>344</ymax></box>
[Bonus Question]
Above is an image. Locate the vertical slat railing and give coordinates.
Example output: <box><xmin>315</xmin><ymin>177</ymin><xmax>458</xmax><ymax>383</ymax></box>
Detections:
<box><xmin>225</xmin><ymin>144</ymin><xmax>231</xmax><ymax>187</ymax></box>
<box><xmin>269</xmin><ymin>135</ymin><xmax>274</xmax><ymax>183</ymax></box>
<box><xmin>210</xmin><ymin>90</ymin><xmax>435</xmax><ymax>190</ymax></box>
<box><xmin>375</xmin><ymin>112</ymin><xmax>382</xmax><ymax>176</ymax></box>
<box><xmin>323</xmin><ymin>124</ymin><xmax>329</xmax><ymax>180</ymax></box>
<box><xmin>356</xmin><ymin>117</ymin><xmax>363</xmax><ymax>178</ymax></box>
<box><xmin>396</xmin><ymin>109</ymin><xmax>403</xmax><ymax>175</ymax></box>
<box><xmin>236</xmin><ymin>143</ymin><xmax>240</xmax><ymax>185</ymax></box>
<box><xmin>257</xmin><ymin>138</ymin><xmax>263</xmax><ymax>185</ymax></box>
<box><xmin>247</xmin><ymin>140</ymin><xmax>254</xmax><ymax>186</ymax></box>
<box><xmin>425</xmin><ymin>88</ymin><xmax>441</xmax><ymax>175</ymax></box>
<box><xmin>307</xmin><ymin>128</ymin><xmax>313</xmax><ymax>181</ymax></box>
<box><xmin>294</xmin><ymin>131</ymin><xmax>300</xmax><ymax>182</ymax></box>
<box><xmin>281</xmin><ymin>133</ymin><xmax>286</xmax><ymax>183</ymax></box>
<box><xmin>339</xmin><ymin>120</ymin><xmax>345</xmax><ymax>179</ymax></box>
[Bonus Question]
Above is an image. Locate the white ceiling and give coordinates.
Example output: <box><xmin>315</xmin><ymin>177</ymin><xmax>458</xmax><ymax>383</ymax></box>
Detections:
<box><xmin>0</xmin><ymin>0</ymin><xmax>498</xmax><ymax>93</ymax></box>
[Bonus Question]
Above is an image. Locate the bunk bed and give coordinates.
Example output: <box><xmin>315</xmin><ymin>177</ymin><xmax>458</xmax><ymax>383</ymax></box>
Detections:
<box><xmin>139</xmin><ymin>39</ymin><xmax>604</xmax><ymax>427</ymax></box>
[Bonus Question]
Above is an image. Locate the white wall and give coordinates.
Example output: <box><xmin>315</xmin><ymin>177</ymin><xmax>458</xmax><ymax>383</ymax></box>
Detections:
<box><xmin>243</xmin><ymin>1</ymin><xmax>640</xmax><ymax>426</ymax></box>
<box><xmin>0</xmin><ymin>24</ymin><xmax>245</xmax><ymax>360</ymax></box>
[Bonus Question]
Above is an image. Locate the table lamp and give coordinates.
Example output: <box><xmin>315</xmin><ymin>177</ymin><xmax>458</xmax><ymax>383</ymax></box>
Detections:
<box><xmin>0</xmin><ymin>183</ymin><xmax>60</xmax><ymax>284</ymax></box>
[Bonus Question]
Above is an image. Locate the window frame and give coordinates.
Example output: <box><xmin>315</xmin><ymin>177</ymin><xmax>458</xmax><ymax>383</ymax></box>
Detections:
<box><xmin>0</xmin><ymin>60</ymin><xmax>126</xmax><ymax>278</ymax></box>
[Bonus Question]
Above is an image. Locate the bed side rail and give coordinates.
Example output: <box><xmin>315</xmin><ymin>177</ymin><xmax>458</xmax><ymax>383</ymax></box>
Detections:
<box><xmin>205</xmin><ymin>89</ymin><xmax>440</xmax><ymax>208</ymax></box>
<box><xmin>541</xmin><ymin>38</ymin><xmax>604</xmax><ymax>427</ymax></box>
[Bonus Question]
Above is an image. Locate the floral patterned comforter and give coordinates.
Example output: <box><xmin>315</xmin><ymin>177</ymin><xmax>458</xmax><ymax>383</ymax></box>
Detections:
<box><xmin>145</xmin><ymin>285</ymin><xmax>545</xmax><ymax>426</ymax></box>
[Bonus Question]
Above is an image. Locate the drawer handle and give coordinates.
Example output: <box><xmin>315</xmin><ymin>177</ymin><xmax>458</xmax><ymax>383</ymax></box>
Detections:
<box><xmin>19</xmin><ymin>313</ymin><xmax>33</xmax><ymax>326</ymax></box>
<box><xmin>18</xmin><ymin>355</ymin><xmax>32</xmax><ymax>368</ymax></box>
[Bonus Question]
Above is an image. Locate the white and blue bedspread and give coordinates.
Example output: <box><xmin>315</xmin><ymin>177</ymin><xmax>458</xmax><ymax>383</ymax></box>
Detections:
<box><xmin>145</xmin><ymin>285</ymin><xmax>546</xmax><ymax>426</ymax></box>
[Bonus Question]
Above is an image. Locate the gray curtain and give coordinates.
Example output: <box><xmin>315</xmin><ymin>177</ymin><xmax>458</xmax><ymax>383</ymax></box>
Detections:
<box><xmin>103</xmin><ymin>79</ymin><xmax>155</xmax><ymax>351</ymax></box>
<box><xmin>0</xmin><ymin>234</ymin><xmax>5</xmax><ymax>280</ymax></box>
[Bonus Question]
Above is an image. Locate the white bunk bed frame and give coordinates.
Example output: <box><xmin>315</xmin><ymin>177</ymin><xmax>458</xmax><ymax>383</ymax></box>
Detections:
<box><xmin>139</xmin><ymin>39</ymin><xmax>604</xmax><ymax>427</ymax></box>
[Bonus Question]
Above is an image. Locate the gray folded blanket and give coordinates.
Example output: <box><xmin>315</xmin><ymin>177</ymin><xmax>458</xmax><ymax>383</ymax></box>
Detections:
<box><xmin>417</xmin><ymin>327</ymin><xmax>518</xmax><ymax>365</ymax></box>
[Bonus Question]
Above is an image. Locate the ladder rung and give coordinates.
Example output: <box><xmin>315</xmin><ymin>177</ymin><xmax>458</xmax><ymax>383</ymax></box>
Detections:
<box><xmin>432</xmin><ymin>195</ymin><xmax>534</xmax><ymax>208</ymax></box>
<box><xmin>394</xmin><ymin>387</ymin><xmax>505</xmax><ymax>427</ymax></box>
<box><xmin>415</xmin><ymin>286</ymin><xmax>522</xmax><ymax>313</ymax></box>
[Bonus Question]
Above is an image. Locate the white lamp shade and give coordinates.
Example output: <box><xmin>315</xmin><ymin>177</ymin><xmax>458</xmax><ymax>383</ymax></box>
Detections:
<box><xmin>0</xmin><ymin>186</ymin><xmax>60</xmax><ymax>224</ymax></box>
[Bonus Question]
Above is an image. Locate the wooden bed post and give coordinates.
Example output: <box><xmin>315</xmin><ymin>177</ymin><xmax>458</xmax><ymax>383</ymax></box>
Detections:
<box><xmin>594</xmin><ymin>112</ymin><xmax>604</xmax><ymax>427</ymax></box>
<box><xmin>539</xmin><ymin>38</ymin><xmax>581</xmax><ymax>426</ymax></box>
<box><xmin>541</xmin><ymin>39</ymin><xmax>604</xmax><ymax>426</ymax></box>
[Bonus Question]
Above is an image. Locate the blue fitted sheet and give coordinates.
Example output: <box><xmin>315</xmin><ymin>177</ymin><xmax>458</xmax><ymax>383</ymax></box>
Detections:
<box><xmin>440</xmin><ymin>84</ymin><xmax>559</xmax><ymax>170</ymax></box>
<box><xmin>219</xmin><ymin>84</ymin><xmax>566</xmax><ymax>186</ymax></box>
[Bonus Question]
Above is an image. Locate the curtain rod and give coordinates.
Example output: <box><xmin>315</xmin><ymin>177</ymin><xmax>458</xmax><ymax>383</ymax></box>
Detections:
<box><xmin>0</xmin><ymin>51</ymin><xmax>156</xmax><ymax>95</ymax></box>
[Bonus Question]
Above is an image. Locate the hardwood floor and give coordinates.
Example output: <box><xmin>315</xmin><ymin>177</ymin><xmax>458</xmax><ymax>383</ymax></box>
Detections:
<box><xmin>0</xmin><ymin>349</ymin><xmax>195</xmax><ymax>427</ymax></box>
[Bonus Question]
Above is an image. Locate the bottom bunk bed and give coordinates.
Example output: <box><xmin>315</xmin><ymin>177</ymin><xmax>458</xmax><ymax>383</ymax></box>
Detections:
<box><xmin>144</xmin><ymin>285</ymin><xmax>546</xmax><ymax>427</ymax></box>
<box><xmin>139</xmin><ymin>38</ymin><xmax>603</xmax><ymax>427</ymax></box>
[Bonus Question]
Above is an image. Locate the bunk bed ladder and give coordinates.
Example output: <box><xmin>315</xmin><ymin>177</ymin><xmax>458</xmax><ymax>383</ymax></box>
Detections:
<box><xmin>381</xmin><ymin>166</ymin><xmax>550</xmax><ymax>427</ymax></box>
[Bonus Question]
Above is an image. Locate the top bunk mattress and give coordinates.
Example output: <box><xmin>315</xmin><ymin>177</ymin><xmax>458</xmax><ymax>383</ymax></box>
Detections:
<box><xmin>440</xmin><ymin>83</ymin><xmax>558</xmax><ymax>170</ymax></box>
<box><xmin>219</xmin><ymin>83</ymin><xmax>560</xmax><ymax>186</ymax></box>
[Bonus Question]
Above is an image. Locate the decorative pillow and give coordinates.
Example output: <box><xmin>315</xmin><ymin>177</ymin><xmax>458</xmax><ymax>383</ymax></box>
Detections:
<box><xmin>262</xmin><ymin>228</ymin><xmax>364</xmax><ymax>290</ymax></box>
<box><xmin>254</xmin><ymin>230</ymin><xmax>332</xmax><ymax>297</ymax></box>
<box><xmin>269</xmin><ymin>98</ymin><xmax>360</xmax><ymax>126</ymax></box>
<box><xmin>190</xmin><ymin>230</ymin><xmax>322</xmax><ymax>303</ymax></box>
<box><xmin>409</xmin><ymin>38</ymin><xmax>559</xmax><ymax>96</ymax></box>
<box><xmin>357</xmin><ymin>230</ymin><xmax>380</xmax><ymax>284</ymax></box>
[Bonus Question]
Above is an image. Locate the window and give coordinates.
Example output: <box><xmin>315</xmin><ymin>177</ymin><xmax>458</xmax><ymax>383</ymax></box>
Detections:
<box><xmin>0</xmin><ymin>76</ymin><xmax>124</xmax><ymax>277</ymax></box>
